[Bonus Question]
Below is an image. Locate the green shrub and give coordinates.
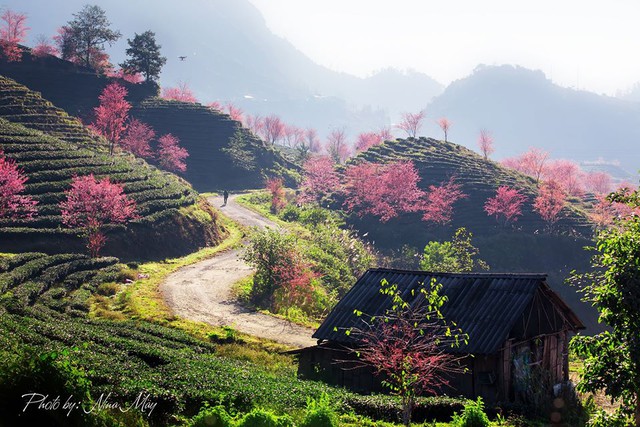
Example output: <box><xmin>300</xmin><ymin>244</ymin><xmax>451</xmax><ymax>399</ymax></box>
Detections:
<box><xmin>235</xmin><ymin>408</ymin><xmax>294</xmax><ymax>427</ymax></box>
<box><xmin>300</xmin><ymin>393</ymin><xmax>339</xmax><ymax>427</ymax></box>
<box><xmin>189</xmin><ymin>404</ymin><xmax>232</xmax><ymax>427</ymax></box>
<box><xmin>451</xmin><ymin>397</ymin><xmax>490</xmax><ymax>427</ymax></box>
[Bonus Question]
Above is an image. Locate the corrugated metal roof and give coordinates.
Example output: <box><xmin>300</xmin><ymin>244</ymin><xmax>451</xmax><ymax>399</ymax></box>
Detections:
<box><xmin>313</xmin><ymin>268</ymin><xmax>581</xmax><ymax>354</ymax></box>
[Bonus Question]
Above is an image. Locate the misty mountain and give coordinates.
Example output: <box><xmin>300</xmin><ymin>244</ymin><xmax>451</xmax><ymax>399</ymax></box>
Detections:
<box><xmin>11</xmin><ymin>0</ymin><xmax>442</xmax><ymax>136</ymax></box>
<box><xmin>423</xmin><ymin>65</ymin><xmax>640</xmax><ymax>176</ymax></box>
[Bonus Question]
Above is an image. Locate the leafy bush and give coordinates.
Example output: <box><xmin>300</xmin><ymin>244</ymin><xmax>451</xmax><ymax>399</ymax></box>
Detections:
<box><xmin>451</xmin><ymin>397</ymin><xmax>490</xmax><ymax>427</ymax></box>
<box><xmin>300</xmin><ymin>393</ymin><xmax>339</xmax><ymax>427</ymax></box>
<box><xmin>188</xmin><ymin>404</ymin><xmax>232</xmax><ymax>427</ymax></box>
<box><xmin>235</xmin><ymin>408</ymin><xmax>295</xmax><ymax>427</ymax></box>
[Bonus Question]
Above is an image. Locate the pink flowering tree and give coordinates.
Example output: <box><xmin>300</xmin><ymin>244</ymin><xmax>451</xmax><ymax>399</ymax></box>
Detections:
<box><xmin>544</xmin><ymin>160</ymin><xmax>585</xmax><ymax>197</ymax></box>
<box><xmin>437</xmin><ymin>118</ymin><xmax>451</xmax><ymax>142</ymax></box>
<box><xmin>484</xmin><ymin>185</ymin><xmax>527</xmax><ymax>227</ymax></box>
<box><xmin>533</xmin><ymin>180</ymin><xmax>566</xmax><ymax>232</ymax></box>
<box><xmin>225</xmin><ymin>103</ymin><xmax>243</xmax><ymax>122</ymax></box>
<box><xmin>343</xmin><ymin>161</ymin><xmax>425</xmax><ymax>222</ymax></box>
<box><xmin>120</xmin><ymin>119</ymin><xmax>155</xmax><ymax>158</ymax></box>
<box><xmin>0</xmin><ymin>9</ymin><xmax>28</xmax><ymax>62</ymax></box>
<box><xmin>157</xmin><ymin>134</ymin><xmax>188</xmax><ymax>173</ymax></box>
<box><xmin>31</xmin><ymin>34</ymin><xmax>58</xmax><ymax>58</ymax></box>
<box><xmin>584</xmin><ymin>171</ymin><xmax>613</xmax><ymax>196</ymax></box>
<box><xmin>266</xmin><ymin>177</ymin><xmax>286</xmax><ymax>213</ymax></box>
<box><xmin>355</xmin><ymin>132</ymin><xmax>383</xmax><ymax>153</ymax></box>
<box><xmin>397</xmin><ymin>110</ymin><xmax>425</xmax><ymax>138</ymax></box>
<box><xmin>501</xmin><ymin>147</ymin><xmax>550</xmax><ymax>184</ymax></box>
<box><xmin>0</xmin><ymin>151</ymin><xmax>37</xmax><ymax>219</ymax></box>
<box><xmin>421</xmin><ymin>178</ymin><xmax>467</xmax><ymax>226</ymax></box>
<box><xmin>478</xmin><ymin>129</ymin><xmax>494</xmax><ymax>160</ymax></box>
<box><xmin>244</xmin><ymin>114</ymin><xmax>264</xmax><ymax>136</ymax></box>
<box><xmin>60</xmin><ymin>174</ymin><xmax>137</xmax><ymax>257</ymax></box>
<box><xmin>261</xmin><ymin>115</ymin><xmax>285</xmax><ymax>145</ymax></box>
<box><xmin>378</xmin><ymin>126</ymin><xmax>394</xmax><ymax>142</ymax></box>
<box><xmin>298</xmin><ymin>156</ymin><xmax>340</xmax><ymax>205</ymax></box>
<box><xmin>161</xmin><ymin>82</ymin><xmax>197</xmax><ymax>103</ymax></box>
<box><xmin>91</xmin><ymin>83</ymin><xmax>131</xmax><ymax>155</ymax></box>
<box><xmin>326</xmin><ymin>128</ymin><xmax>351</xmax><ymax>164</ymax></box>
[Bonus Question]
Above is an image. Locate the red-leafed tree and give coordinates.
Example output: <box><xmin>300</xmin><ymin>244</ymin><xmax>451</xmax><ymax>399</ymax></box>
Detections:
<box><xmin>397</xmin><ymin>110</ymin><xmax>425</xmax><ymax>138</ymax></box>
<box><xmin>266</xmin><ymin>177</ymin><xmax>286</xmax><ymax>213</ymax></box>
<box><xmin>584</xmin><ymin>171</ymin><xmax>613</xmax><ymax>196</ymax></box>
<box><xmin>0</xmin><ymin>151</ymin><xmax>37</xmax><ymax>219</ymax></box>
<box><xmin>31</xmin><ymin>34</ymin><xmax>58</xmax><ymax>58</ymax></box>
<box><xmin>0</xmin><ymin>9</ymin><xmax>28</xmax><ymax>62</ymax></box>
<box><xmin>260</xmin><ymin>115</ymin><xmax>285</xmax><ymax>145</ymax></box>
<box><xmin>345</xmin><ymin>279</ymin><xmax>466</xmax><ymax>426</ymax></box>
<box><xmin>343</xmin><ymin>161</ymin><xmax>425</xmax><ymax>222</ymax></box>
<box><xmin>298</xmin><ymin>156</ymin><xmax>340</xmax><ymax>205</ymax></box>
<box><xmin>355</xmin><ymin>132</ymin><xmax>383</xmax><ymax>152</ymax></box>
<box><xmin>121</xmin><ymin>119</ymin><xmax>155</xmax><ymax>158</ymax></box>
<box><xmin>478</xmin><ymin>129</ymin><xmax>494</xmax><ymax>160</ymax></box>
<box><xmin>225</xmin><ymin>103</ymin><xmax>243</xmax><ymax>122</ymax></box>
<box><xmin>544</xmin><ymin>159</ymin><xmax>584</xmax><ymax>197</ymax></box>
<box><xmin>378</xmin><ymin>126</ymin><xmax>394</xmax><ymax>142</ymax></box>
<box><xmin>533</xmin><ymin>180</ymin><xmax>566</xmax><ymax>231</ymax></box>
<box><xmin>501</xmin><ymin>147</ymin><xmax>549</xmax><ymax>183</ymax></box>
<box><xmin>92</xmin><ymin>83</ymin><xmax>131</xmax><ymax>155</ymax></box>
<box><xmin>484</xmin><ymin>185</ymin><xmax>527</xmax><ymax>227</ymax></box>
<box><xmin>162</xmin><ymin>82</ymin><xmax>197</xmax><ymax>103</ymax></box>
<box><xmin>326</xmin><ymin>128</ymin><xmax>350</xmax><ymax>164</ymax></box>
<box><xmin>272</xmin><ymin>251</ymin><xmax>318</xmax><ymax>312</ymax></box>
<box><xmin>422</xmin><ymin>178</ymin><xmax>467</xmax><ymax>226</ymax></box>
<box><xmin>207</xmin><ymin>101</ymin><xmax>222</xmax><ymax>111</ymax></box>
<box><xmin>60</xmin><ymin>174</ymin><xmax>137</xmax><ymax>257</ymax></box>
<box><xmin>437</xmin><ymin>118</ymin><xmax>451</xmax><ymax>142</ymax></box>
<box><xmin>157</xmin><ymin>134</ymin><xmax>188</xmax><ymax>173</ymax></box>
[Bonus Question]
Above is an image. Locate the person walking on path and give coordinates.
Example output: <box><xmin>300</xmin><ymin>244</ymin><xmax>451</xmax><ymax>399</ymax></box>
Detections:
<box><xmin>223</xmin><ymin>190</ymin><xmax>229</xmax><ymax>206</ymax></box>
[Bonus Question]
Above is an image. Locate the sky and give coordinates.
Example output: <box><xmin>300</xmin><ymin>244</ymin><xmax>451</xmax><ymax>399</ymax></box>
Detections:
<box><xmin>248</xmin><ymin>0</ymin><xmax>640</xmax><ymax>96</ymax></box>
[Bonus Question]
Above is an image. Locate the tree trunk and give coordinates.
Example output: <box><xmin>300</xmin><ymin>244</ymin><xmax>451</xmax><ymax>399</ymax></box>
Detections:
<box><xmin>635</xmin><ymin>391</ymin><xmax>640</xmax><ymax>427</ymax></box>
<box><xmin>402</xmin><ymin>396</ymin><xmax>413</xmax><ymax>427</ymax></box>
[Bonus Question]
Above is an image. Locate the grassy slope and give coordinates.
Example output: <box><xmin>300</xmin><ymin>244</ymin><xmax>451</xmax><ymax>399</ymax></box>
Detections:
<box><xmin>131</xmin><ymin>97</ymin><xmax>299</xmax><ymax>191</ymax></box>
<box><xmin>0</xmin><ymin>76</ymin><xmax>224</xmax><ymax>260</ymax></box>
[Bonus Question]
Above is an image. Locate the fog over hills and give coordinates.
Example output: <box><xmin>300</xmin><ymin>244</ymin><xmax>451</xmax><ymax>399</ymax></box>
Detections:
<box><xmin>423</xmin><ymin>65</ymin><xmax>640</xmax><ymax>177</ymax></box>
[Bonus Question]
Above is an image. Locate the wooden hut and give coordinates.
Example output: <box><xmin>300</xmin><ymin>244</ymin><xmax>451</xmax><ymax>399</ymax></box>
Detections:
<box><xmin>295</xmin><ymin>268</ymin><xmax>584</xmax><ymax>404</ymax></box>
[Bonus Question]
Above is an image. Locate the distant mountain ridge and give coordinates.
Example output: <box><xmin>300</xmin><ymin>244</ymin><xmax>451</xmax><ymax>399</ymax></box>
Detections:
<box><xmin>423</xmin><ymin>65</ymin><xmax>640</xmax><ymax>176</ymax></box>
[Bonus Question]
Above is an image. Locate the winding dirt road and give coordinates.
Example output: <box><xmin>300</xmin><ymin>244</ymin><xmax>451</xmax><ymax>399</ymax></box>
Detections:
<box><xmin>160</xmin><ymin>194</ymin><xmax>317</xmax><ymax>348</ymax></box>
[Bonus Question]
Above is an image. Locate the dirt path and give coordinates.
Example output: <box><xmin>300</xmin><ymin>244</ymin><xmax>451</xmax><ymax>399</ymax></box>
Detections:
<box><xmin>160</xmin><ymin>194</ymin><xmax>317</xmax><ymax>348</ymax></box>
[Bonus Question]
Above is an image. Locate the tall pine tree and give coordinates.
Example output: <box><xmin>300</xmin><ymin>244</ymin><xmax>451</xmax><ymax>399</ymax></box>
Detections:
<box><xmin>120</xmin><ymin>30</ymin><xmax>166</xmax><ymax>81</ymax></box>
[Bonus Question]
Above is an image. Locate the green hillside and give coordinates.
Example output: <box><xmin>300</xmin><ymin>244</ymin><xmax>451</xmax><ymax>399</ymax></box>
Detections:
<box><xmin>0</xmin><ymin>76</ymin><xmax>223</xmax><ymax>260</ymax></box>
<box><xmin>131</xmin><ymin>97</ymin><xmax>299</xmax><ymax>191</ymax></box>
<box><xmin>0</xmin><ymin>53</ymin><xmax>299</xmax><ymax>191</ymax></box>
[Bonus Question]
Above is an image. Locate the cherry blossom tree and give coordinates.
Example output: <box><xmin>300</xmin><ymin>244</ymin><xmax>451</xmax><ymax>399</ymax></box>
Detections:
<box><xmin>260</xmin><ymin>115</ymin><xmax>285</xmax><ymax>145</ymax></box>
<box><xmin>265</xmin><ymin>177</ymin><xmax>286</xmax><ymax>213</ymax></box>
<box><xmin>478</xmin><ymin>129</ymin><xmax>494</xmax><ymax>160</ymax></box>
<box><xmin>533</xmin><ymin>180</ymin><xmax>566</xmax><ymax>231</ymax></box>
<box><xmin>298</xmin><ymin>156</ymin><xmax>340</xmax><ymax>205</ymax></box>
<box><xmin>60</xmin><ymin>174</ymin><xmax>137</xmax><ymax>257</ymax></box>
<box><xmin>282</xmin><ymin>124</ymin><xmax>304</xmax><ymax>148</ymax></box>
<box><xmin>343</xmin><ymin>161</ymin><xmax>425</xmax><ymax>222</ymax></box>
<box><xmin>397</xmin><ymin>110</ymin><xmax>425</xmax><ymax>138</ymax></box>
<box><xmin>544</xmin><ymin>159</ymin><xmax>585</xmax><ymax>197</ymax></box>
<box><xmin>0</xmin><ymin>151</ymin><xmax>37</xmax><ymax>219</ymax></box>
<box><xmin>501</xmin><ymin>147</ymin><xmax>550</xmax><ymax>183</ymax></box>
<box><xmin>437</xmin><ymin>118</ymin><xmax>451</xmax><ymax>142</ymax></box>
<box><xmin>378</xmin><ymin>126</ymin><xmax>394</xmax><ymax>142</ymax></box>
<box><xmin>120</xmin><ymin>119</ymin><xmax>155</xmax><ymax>158</ymax></box>
<box><xmin>584</xmin><ymin>171</ymin><xmax>613</xmax><ymax>196</ymax></box>
<box><xmin>355</xmin><ymin>132</ymin><xmax>383</xmax><ymax>152</ymax></box>
<box><xmin>484</xmin><ymin>185</ymin><xmax>527</xmax><ymax>227</ymax></box>
<box><xmin>225</xmin><ymin>103</ymin><xmax>243</xmax><ymax>122</ymax></box>
<box><xmin>422</xmin><ymin>178</ymin><xmax>467</xmax><ymax>226</ymax></box>
<box><xmin>157</xmin><ymin>133</ymin><xmax>188</xmax><ymax>173</ymax></box>
<box><xmin>207</xmin><ymin>101</ymin><xmax>223</xmax><ymax>111</ymax></box>
<box><xmin>0</xmin><ymin>9</ymin><xmax>28</xmax><ymax>62</ymax></box>
<box><xmin>161</xmin><ymin>82</ymin><xmax>197</xmax><ymax>103</ymax></box>
<box><xmin>345</xmin><ymin>279</ymin><xmax>466</xmax><ymax>426</ymax></box>
<box><xmin>326</xmin><ymin>128</ymin><xmax>350</xmax><ymax>164</ymax></box>
<box><xmin>91</xmin><ymin>83</ymin><xmax>131</xmax><ymax>155</ymax></box>
<box><xmin>244</xmin><ymin>114</ymin><xmax>264</xmax><ymax>136</ymax></box>
<box><xmin>31</xmin><ymin>34</ymin><xmax>59</xmax><ymax>58</ymax></box>
<box><xmin>294</xmin><ymin>127</ymin><xmax>321</xmax><ymax>161</ymax></box>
